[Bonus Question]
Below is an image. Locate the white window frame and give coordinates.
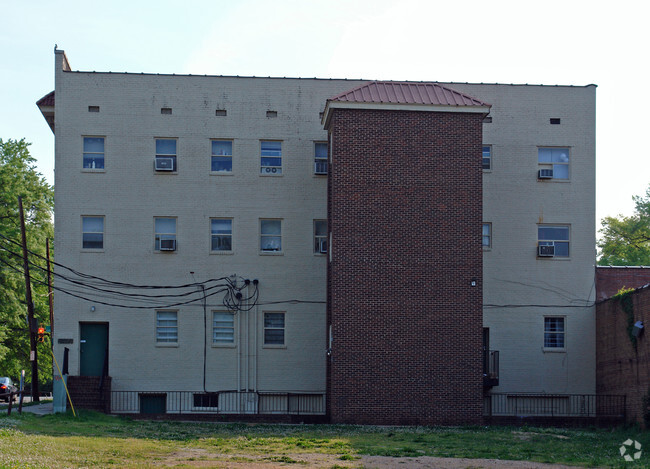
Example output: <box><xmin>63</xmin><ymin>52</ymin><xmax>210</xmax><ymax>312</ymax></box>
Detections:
<box><xmin>82</xmin><ymin>216</ymin><xmax>104</xmax><ymax>250</ymax></box>
<box><xmin>155</xmin><ymin>138</ymin><xmax>177</xmax><ymax>172</ymax></box>
<box><xmin>154</xmin><ymin>217</ymin><xmax>177</xmax><ymax>252</ymax></box>
<box><xmin>156</xmin><ymin>310</ymin><xmax>178</xmax><ymax>345</ymax></box>
<box><xmin>482</xmin><ymin>223</ymin><xmax>491</xmax><ymax>249</ymax></box>
<box><xmin>538</xmin><ymin>147</ymin><xmax>569</xmax><ymax>180</ymax></box>
<box><xmin>314</xmin><ymin>142</ymin><xmax>328</xmax><ymax>175</ymax></box>
<box><xmin>314</xmin><ymin>219</ymin><xmax>327</xmax><ymax>254</ymax></box>
<box><xmin>544</xmin><ymin>316</ymin><xmax>566</xmax><ymax>350</ymax></box>
<box><xmin>211</xmin><ymin>139</ymin><xmax>233</xmax><ymax>173</ymax></box>
<box><xmin>212</xmin><ymin>311</ymin><xmax>235</xmax><ymax>346</ymax></box>
<box><xmin>260</xmin><ymin>140</ymin><xmax>282</xmax><ymax>175</ymax></box>
<box><xmin>83</xmin><ymin>136</ymin><xmax>105</xmax><ymax>170</ymax></box>
<box><xmin>210</xmin><ymin>218</ymin><xmax>233</xmax><ymax>253</ymax></box>
<box><xmin>263</xmin><ymin>312</ymin><xmax>285</xmax><ymax>346</ymax></box>
<box><xmin>482</xmin><ymin>145</ymin><xmax>492</xmax><ymax>171</ymax></box>
<box><xmin>538</xmin><ymin>224</ymin><xmax>570</xmax><ymax>258</ymax></box>
<box><xmin>260</xmin><ymin>219</ymin><xmax>282</xmax><ymax>253</ymax></box>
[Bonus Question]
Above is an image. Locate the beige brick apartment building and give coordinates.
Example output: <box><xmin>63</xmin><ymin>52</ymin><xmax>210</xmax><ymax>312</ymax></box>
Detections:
<box><xmin>38</xmin><ymin>48</ymin><xmax>596</xmax><ymax>424</ymax></box>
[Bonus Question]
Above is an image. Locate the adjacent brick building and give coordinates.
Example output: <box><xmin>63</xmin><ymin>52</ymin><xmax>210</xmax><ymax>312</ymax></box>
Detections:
<box><xmin>596</xmin><ymin>284</ymin><xmax>650</xmax><ymax>424</ymax></box>
<box><xmin>596</xmin><ymin>266</ymin><xmax>650</xmax><ymax>300</ymax></box>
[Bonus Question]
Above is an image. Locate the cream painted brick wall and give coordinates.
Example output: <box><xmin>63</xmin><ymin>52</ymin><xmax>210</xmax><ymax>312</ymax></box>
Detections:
<box><xmin>51</xmin><ymin>50</ymin><xmax>596</xmax><ymax>396</ymax></box>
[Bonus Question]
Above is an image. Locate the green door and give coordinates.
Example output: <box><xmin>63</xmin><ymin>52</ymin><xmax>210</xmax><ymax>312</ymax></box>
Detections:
<box><xmin>80</xmin><ymin>323</ymin><xmax>108</xmax><ymax>376</ymax></box>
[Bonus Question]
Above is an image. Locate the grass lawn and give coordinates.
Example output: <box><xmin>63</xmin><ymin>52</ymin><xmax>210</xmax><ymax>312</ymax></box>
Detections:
<box><xmin>0</xmin><ymin>411</ymin><xmax>647</xmax><ymax>468</ymax></box>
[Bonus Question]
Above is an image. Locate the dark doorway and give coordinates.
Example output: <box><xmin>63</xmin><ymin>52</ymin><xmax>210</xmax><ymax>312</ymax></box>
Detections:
<box><xmin>80</xmin><ymin>322</ymin><xmax>108</xmax><ymax>376</ymax></box>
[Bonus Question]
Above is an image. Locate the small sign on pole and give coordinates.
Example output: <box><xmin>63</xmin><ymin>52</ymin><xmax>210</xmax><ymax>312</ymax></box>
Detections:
<box><xmin>30</xmin><ymin>351</ymin><xmax>35</xmax><ymax>361</ymax></box>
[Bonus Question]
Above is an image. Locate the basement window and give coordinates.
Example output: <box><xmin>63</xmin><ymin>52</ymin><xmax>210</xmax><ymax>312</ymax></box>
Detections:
<box><xmin>550</xmin><ymin>118</ymin><xmax>561</xmax><ymax>125</ymax></box>
<box><xmin>193</xmin><ymin>393</ymin><xmax>219</xmax><ymax>408</ymax></box>
<box><xmin>161</xmin><ymin>108</ymin><xmax>172</xmax><ymax>115</ymax></box>
<box><xmin>88</xmin><ymin>106</ymin><xmax>100</xmax><ymax>112</ymax></box>
<box><xmin>215</xmin><ymin>109</ymin><xmax>227</xmax><ymax>116</ymax></box>
<box><xmin>266</xmin><ymin>110</ymin><xmax>278</xmax><ymax>118</ymax></box>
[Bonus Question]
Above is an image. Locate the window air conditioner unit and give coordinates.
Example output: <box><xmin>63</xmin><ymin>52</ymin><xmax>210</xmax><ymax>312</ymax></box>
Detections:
<box><xmin>538</xmin><ymin>168</ymin><xmax>554</xmax><ymax>179</ymax></box>
<box><xmin>155</xmin><ymin>157</ymin><xmax>174</xmax><ymax>171</ymax></box>
<box><xmin>538</xmin><ymin>243</ymin><xmax>555</xmax><ymax>257</ymax></box>
<box><xmin>314</xmin><ymin>161</ymin><xmax>328</xmax><ymax>175</ymax></box>
<box><xmin>263</xmin><ymin>166</ymin><xmax>279</xmax><ymax>174</ymax></box>
<box><xmin>160</xmin><ymin>239</ymin><xmax>176</xmax><ymax>251</ymax></box>
<box><xmin>319</xmin><ymin>239</ymin><xmax>328</xmax><ymax>254</ymax></box>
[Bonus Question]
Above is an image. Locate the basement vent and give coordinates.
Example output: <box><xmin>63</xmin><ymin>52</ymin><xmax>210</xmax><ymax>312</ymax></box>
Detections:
<box><xmin>215</xmin><ymin>109</ymin><xmax>227</xmax><ymax>116</ymax></box>
<box><xmin>550</xmin><ymin>118</ymin><xmax>561</xmax><ymax>125</ymax></box>
<box><xmin>88</xmin><ymin>106</ymin><xmax>100</xmax><ymax>112</ymax></box>
<box><xmin>266</xmin><ymin>110</ymin><xmax>278</xmax><ymax>118</ymax></box>
<box><xmin>161</xmin><ymin>108</ymin><xmax>172</xmax><ymax>115</ymax></box>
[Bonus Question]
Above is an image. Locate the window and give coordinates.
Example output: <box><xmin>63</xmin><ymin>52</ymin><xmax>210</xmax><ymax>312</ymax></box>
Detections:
<box><xmin>544</xmin><ymin>317</ymin><xmax>565</xmax><ymax>348</ymax></box>
<box><xmin>215</xmin><ymin>109</ymin><xmax>227</xmax><ymax>116</ymax></box>
<box><xmin>155</xmin><ymin>138</ymin><xmax>177</xmax><ymax>171</ymax></box>
<box><xmin>213</xmin><ymin>311</ymin><xmax>234</xmax><ymax>344</ymax></box>
<box><xmin>314</xmin><ymin>142</ymin><xmax>328</xmax><ymax>174</ymax></box>
<box><xmin>211</xmin><ymin>219</ymin><xmax>232</xmax><ymax>252</ymax></box>
<box><xmin>82</xmin><ymin>216</ymin><xmax>104</xmax><ymax>249</ymax></box>
<box><xmin>482</xmin><ymin>223</ymin><xmax>491</xmax><ymax>248</ymax></box>
<box><xmin>155</xmin><ymin>217</ymin><xmax>176</xmax><ymax>251</ymax></box>
<box><xmin>161</xmin><ymin>107</ymin><xmax>172</xmax><ymax>115</ymax></box>
<box><xmin>88</xmin><ymin>106</ymin><xmax>100</xmax><ymax>113</ymax></box>
<box><xmin>156</xmin><ymin>310</ymin><xmax>177</xmax><ymax>343</ymax></box>
<box><xmin>482</xmin><ymin>145</ymin><xmax>492</xmax><ymax>170</ymax></box>
<box><xmin>264</xmin><ymin>312</ymin><xmax>285</xmax><ymax>345</ymax></box>
<box><xmin>211</xmin><ymin>140</ymin><xmax>232</xmax><ymax>172</ymax></box>
<box><xmin>260</xmin><ymin>219</ymin><xmax>281</xmax><ymax>252</ymax></box>
<box><xmin>538</xmin><ymin>225</ymin><xmax>569</xmax><ymax>257</ymax></box>
<box><xmin>261</xmin><ymin>141</ymin><xmax>282</xmax><ymax>175</ymax></box>
<box><xmin>314</xmin><ymin>220</ymin><xmax>327</xmax><ymax>253</ymax></box>
<box><xmin>83</xmin><ymin>137</ymin><xmax>104</xmax><ymax>169</ymax></box>
<box><xmin>193</xmin><ymin>393</ymin><xmax>218</xmax><ymax>408</ymax></box>
<box><xmin>538</xmin><ymin>147</ymin><xmax>569</xmax><ymax>179</ymax></box>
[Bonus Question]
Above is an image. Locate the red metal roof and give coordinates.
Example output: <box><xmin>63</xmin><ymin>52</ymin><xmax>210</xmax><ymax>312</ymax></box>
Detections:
<box><xmin>36</xmin><ymin>91</ymin><xmax>55</xmax><ymax>107</ymax></box>
<box><xmin>329</xmin><ymin>81</ymin><xmax>489</xmax><ymax>107</ymax></box>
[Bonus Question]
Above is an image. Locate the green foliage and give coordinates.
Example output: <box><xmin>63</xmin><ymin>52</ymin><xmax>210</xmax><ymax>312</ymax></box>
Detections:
<box><xmin>0</xmin><ymin>138</ymin><xmax>54</xmax><ymax>386</ymax></box>
<box><xmin>612</xmin><ymin>286</ymin><xmax>637</xmax><ymax>351</ymax></box>
<box><xmin>598</xmin><ymin>184</ymin><xmax>650</xmax><ymax>266</ymax></box>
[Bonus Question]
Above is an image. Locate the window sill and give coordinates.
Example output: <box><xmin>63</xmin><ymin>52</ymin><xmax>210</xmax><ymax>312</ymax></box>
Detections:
<box><xmin>211</xmin><ymin>343</ymin><xmax>236</xmax><ymax>348</ymax></box>
<box><xmin>537</xmin><ymin>256</ymin><xmax>571</xmax><ymax>261</ymax></box>
<box><xmin>537</xmin><ymin>178</ymin><xmax>570</xmax><ymax>183</ymax></box>
<box><xmin>156</xmin><ymin>342</ymin><xmax>178</xmax><ymax>348</ymax></box>
<box><xmin>154</xmin><ymin>171</ymin><xmax>178</xmax><ymax>175</ymax></box>
<box><xmin>154</xmin><ymin>250</ymin><xmax>178</xmax><ymax>254</ymax></box>
<box><xmin>81</xmin><ymin>168</ymin><xmax>105</xmax><ymax>173</ymax></box>
<box><xmin>482</xmin><ymin>247</ymin><xmax>492</xmax><ymax>251</ymax></box>
<box><xmin>543</xmin><ymin>347</ymin><xmax>566</xmax><ymax>353</ymax></box>
<box><xmin>313</xmin><ymin>252</ymin><xmax>327</xmax><ymax>256</ymax></box>
<box><xmin>210</xmin><ymin>171</ymin><xmax>233</xmax><ymax>176</ymax></box>
<box><xmin>482</xmin><ymin>169</ymin><xmax>492</xmax><ymax>173</ymax></box>
<box><xmin>210</xmin><ymin>250</ymin><xmax>234</xmax><ymax>255</ymax></box>
<box><xmin>260</xmin><ymin>173</ymin><xmax>283</xmax><ymax>177</ymax></box>
<box><xmin>263</xmin><ymin>344</ymin><xmax>287</xmax><ymax>349</ymax></box>
<box><xmin>81</xmin><ymin>248</ymin><xmax>104</xmax><ymax>253</ymax></box>
<box><xmin>260</xmin><ymin>251</ymin><xmax>284</xmax><ymax>256</ymax></box>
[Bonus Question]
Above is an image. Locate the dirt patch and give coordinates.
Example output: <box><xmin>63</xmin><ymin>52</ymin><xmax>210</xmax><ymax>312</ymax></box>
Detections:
<box><xmin>159</xmin><ymin>450</ymin><xmax>592</xmax><ymax>468</ymax></box>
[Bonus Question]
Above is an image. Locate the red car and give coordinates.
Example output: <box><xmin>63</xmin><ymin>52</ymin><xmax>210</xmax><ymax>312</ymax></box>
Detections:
<box><xmin>0</xmin><ymin>377</ymin><xmax>18</xmax><ymax>402</ymax></box>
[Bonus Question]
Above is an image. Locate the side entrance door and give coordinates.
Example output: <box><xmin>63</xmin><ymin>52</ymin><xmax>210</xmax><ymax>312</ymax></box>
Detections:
<box><xmin>80</xmin><ymin>322</ymin><xmax>108</xmax><ymax>376</ymax></box>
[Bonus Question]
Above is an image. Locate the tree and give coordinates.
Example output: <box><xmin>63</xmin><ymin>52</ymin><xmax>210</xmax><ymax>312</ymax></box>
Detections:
<box><xmin>0</xmin><ymin>138</ymin><xmax>54</xmax><ymax>388</ymax></box>
<box><xmin>598</xmin><ymin>184</ymin><xmax>650</xmax><ymax>266</ymax></box>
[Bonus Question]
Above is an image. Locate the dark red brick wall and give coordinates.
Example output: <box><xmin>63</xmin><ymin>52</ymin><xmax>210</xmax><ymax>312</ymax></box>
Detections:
<box><xmin>326</xmin><ymin>108</ymin><xmax>484</xmax><ymax>425</ymax></box>
<box><xmin>67</xmin><ymin>376</ymin><xmax>112</xmax><ymax>413</ymax></box>
<box><xmin>596</xmin><ymin>285</ymin><xmax>650</xmax><ymax>425</ymax></box>
<box><xmin>596</xmin><ymin>266</ymin><xmax>650</xmax><ymax>300</ymax></box>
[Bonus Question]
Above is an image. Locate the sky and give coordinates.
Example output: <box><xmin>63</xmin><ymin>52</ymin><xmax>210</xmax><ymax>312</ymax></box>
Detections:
<box><xmin>1</xmin><ymin>0</ymin><xmax>648</xmax><ymax>226</ymax></box>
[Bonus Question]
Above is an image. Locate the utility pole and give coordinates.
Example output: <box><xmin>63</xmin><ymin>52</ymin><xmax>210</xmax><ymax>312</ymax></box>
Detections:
<box><xmin>18</xmin><ymin>196</ymin><xmax>39</xmax><ymax>402</ymax></box>
<box><xmin>46</xmin><ymin>238</ymin><xmax>54</xmax><ymax>349</ymax></box>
